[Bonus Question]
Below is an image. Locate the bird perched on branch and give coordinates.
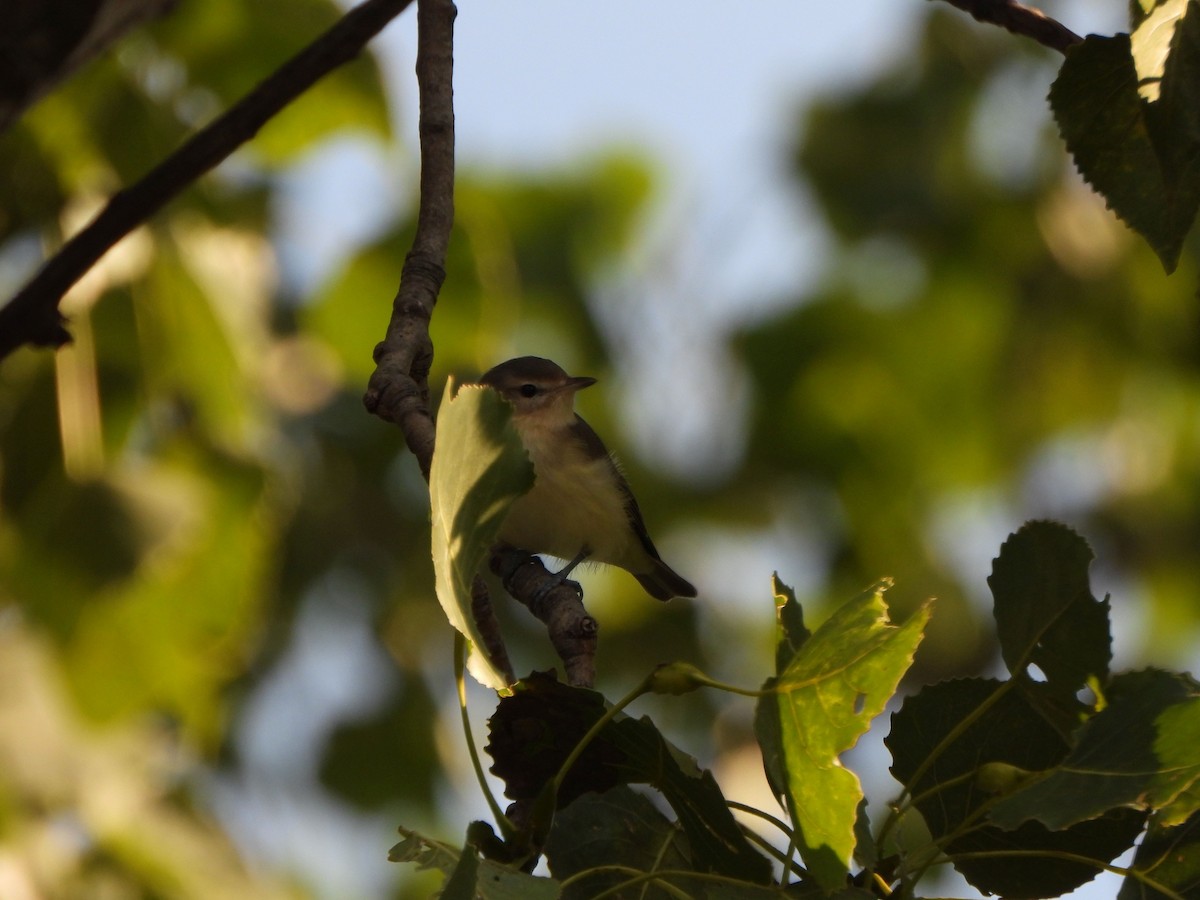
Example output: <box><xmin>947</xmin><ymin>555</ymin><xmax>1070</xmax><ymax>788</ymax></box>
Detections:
<box><xmin>479</xmin><ymin>356</ymin><xmax>697</xmax><ymax>601</ymax></box>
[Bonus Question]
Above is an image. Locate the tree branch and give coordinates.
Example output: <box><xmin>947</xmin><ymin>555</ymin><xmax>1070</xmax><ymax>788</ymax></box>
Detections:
<box><xmin>491</xmin><ymin>548</ymin><xmax>599</xmax><ymax>689</ymax></box>
<box><xmin>934</xmin><ymin>0</ymin><xmax>1082</xmax><ymax>54</ymax></box>
<box><xmin>361</xmin><ymin>0</ymin><xmax>455</xmax><ymax>479</ymax></box>
<box><xmin>0</xmin><ymin>0</ymin><xmax>415</xmax><ymax>361</ymax></box>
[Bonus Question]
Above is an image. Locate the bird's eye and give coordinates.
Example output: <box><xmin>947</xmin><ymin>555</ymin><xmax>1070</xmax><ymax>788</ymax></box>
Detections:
<box><xmin>518</xmin><ymin>384</ymin><xmax>538</xmax><ymax>398</ymax></box>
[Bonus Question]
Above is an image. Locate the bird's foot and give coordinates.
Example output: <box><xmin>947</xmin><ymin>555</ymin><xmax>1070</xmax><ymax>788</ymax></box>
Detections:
<box><xmin>530</xmin><ymin>548</ymin><xmax>590</xmax><ymax>605</ymax></box>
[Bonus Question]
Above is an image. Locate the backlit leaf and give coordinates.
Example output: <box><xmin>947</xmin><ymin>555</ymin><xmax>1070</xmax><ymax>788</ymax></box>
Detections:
<box><xmin>756</xmin><ymin>580</ymin><xmax>928</xmax><ymax>892</ymax></box>
<box><xmin>429</xmin><ymin>382</ymin><xmax>533</xmax><ymax>691</ymax></box>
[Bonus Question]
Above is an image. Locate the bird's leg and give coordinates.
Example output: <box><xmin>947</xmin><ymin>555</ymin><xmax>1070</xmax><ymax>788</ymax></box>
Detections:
<box><xmin>555</xmin><ymin>546</ymin><xmax>591</xmax><ymax>582</ymax></box>
<box><xmin>528</xmin><ymin>546</ymin><xmax>590</xmax><ymax>604</ymax></box>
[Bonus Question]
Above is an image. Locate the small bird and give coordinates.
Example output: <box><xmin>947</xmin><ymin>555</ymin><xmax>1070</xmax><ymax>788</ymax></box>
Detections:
<box><xmin>479</xmin><ymin>356</ymin><xmax>696</xmax><ymax>601</ymax></box>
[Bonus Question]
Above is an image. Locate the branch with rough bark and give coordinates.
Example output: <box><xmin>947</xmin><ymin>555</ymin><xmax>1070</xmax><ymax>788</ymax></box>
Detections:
<box><xmin>935</xmin><ymin>0</ymin><xmax>1082</xmax><ymax>53</ymax></box>
<box><xmin>0</xmin><ymin>0</ymin><xmax>415</xmax><ymax>361</ymax></box>
<box><xmin>491</xmin><ymin>548</ymin><xmax>599</xmax><ymax>688</ymax></box>
<box><xmin>362</xmin><ymin>0</ymin><xmax>599</xmax><ymax>688</ymax></box>
<box><xmin>362</xmin><ymin>0</ymin><xmax>454</xmax><ymax>480</ymax></box>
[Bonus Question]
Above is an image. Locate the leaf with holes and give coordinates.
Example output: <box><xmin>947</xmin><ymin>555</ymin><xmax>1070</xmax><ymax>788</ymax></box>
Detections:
<box><xmin>991</xmin><ymin>668</ymin><xmax>1200</xmax><ymax>831</ymax></box>
<box><xmin>755</xmin><ymin>580</ymin><xmax>928</xmax><ymax>892</ymax></box>
<box><xmin>988</xmin><ymin>521</ymin><xmax>1111</xmax><ymax>700</ymax></box>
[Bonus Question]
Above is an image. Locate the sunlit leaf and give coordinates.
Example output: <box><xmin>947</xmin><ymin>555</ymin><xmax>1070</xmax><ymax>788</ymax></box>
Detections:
<box><xmin>755</xmin><ymin>580</ymin><xmax>928</xmax><ymax>892</ymax></box>
<box><xmin>430</xmin><ymin>382</ymin><xmax>533</xmax><ymax>691</ymax></box>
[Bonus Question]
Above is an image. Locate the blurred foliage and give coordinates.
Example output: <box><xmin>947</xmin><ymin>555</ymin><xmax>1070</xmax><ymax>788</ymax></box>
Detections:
<box><xmin>1</xmin><ymin>0</ymin><xmax>1200</xmax><ymax>898</ymax></box>
<box><xmin>740</xmin><ymin>9</ymin><xmax>1200</xmax><ymax>680</ymax></box>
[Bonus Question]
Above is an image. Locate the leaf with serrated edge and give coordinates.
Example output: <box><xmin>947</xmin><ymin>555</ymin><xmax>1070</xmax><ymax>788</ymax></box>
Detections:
<box><xmin>430</xmin><ymin>381</ymin><xmax>534</xmax><ymax>691</ymax></box>
<box><xmin>990</xmin><ymin>669</ymin><xmax>1200</xmax><ymax>830</ymax></box>
<box><xmin>1050</xmin><ymin>26</ymin><xmax>1200</xmax><ymax>272</ymax></box>
<box><xmin>988</xmin><ymin>521</ymin><xmax>1111</xmax><ymax>699</ymax></box>
<box><xmin>759</xmin><ymin>580</ymin><xmax>928</xmax><ymax>892</ymax></box>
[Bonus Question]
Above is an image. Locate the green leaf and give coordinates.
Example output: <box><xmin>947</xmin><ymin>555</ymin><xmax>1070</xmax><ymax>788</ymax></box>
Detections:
<box><xmin>429</xmin><ymin>382</ymin><xmax>534</xmax><ymax>691</ymax></box>
<box><xmin>988</xmin><ymin>520</ymin><xmax>1111</xmax><ymax>698</ymax></box>
<box><xmin>990</xmin><ymin>669</ymin><xmax>1200</xmax><ymax>830</ymax></box>
<box><xmin>1049</xmin><ymin>13</ymin><xmax>1200</xmax><ymax>272</ymax></box>
<box><xmin>545</xmin><ymin>786</ymin><xmax>694</xmax><ymax>900</ymax></box>
<box><xmin>389</xmin><ymin>826</ymin><xmax>559</xmax><ymax>900</ymax></box>
<box><xmin>1118</xmin><ymin>811</ymin><xmax>1200</xmax><ymax>899</ymax></box>
<box><xmin>757</xmin><ymin>575</ymin><xmax>812</xmax><ymax>810</ymax></box>
<box><xmin>755</xmin><ymin>580</ymin><xmax>928</xmax><ymax>892</ymax></box>
<box><xmin>486</xmin><ymin>673</ymin><xmax>773</xmax><ymax>884</ymax></box>
<box><xmin>887</xmin><ymin>678</ymin><xmax>1145</xmax><ymax>898</ymax></box>
<box><xmin>772</xmin><ymin>573</ymin><xmax>811</xmax><ymax>675</ymax></box>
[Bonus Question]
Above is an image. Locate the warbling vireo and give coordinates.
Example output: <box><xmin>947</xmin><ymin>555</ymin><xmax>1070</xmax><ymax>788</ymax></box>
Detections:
<box><xmin>480</xmin><ymin>356</ymin><xmax>696</xmax><ymax>601</ymax></box>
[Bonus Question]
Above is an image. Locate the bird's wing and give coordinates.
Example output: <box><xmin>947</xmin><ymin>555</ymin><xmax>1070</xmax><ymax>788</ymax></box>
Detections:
<box><xmin>569</xmin><ymin>415</ymin><xmax>662</xmax><ymax>560</ymax></box>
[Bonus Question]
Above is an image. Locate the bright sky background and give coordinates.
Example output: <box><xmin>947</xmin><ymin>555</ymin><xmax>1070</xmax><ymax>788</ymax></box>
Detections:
<box><xmin>258</xmin><ymin>3</ymin><xmax>1140</xmax><ymax>897</ymax></box>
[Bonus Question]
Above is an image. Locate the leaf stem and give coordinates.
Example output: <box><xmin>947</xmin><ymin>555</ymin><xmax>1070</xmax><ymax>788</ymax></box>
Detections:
<box><xmin>551</xmin><ymin>673</ymin><xmax>652</xmax><ymax>796</ymax></box>
<box><xmin>876</xmin><ymin>678</ymin><xmax>1017</xmax><ymax>858</ymax></box>
<box><xmin>455</xmin><ymin>633</ymin><xmax>513</xmax><ymax>838</ymax></box>
<box><xmin>727</xmin><ymin>801</ymin><xmax>795</xmax><ymax>840</ymax></box>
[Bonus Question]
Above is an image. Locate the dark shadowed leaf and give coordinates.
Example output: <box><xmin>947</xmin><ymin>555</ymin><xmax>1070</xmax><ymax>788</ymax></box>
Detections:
<box><xmin>887</xmin><ymin>678</ymin><xmax>1145</xmax><ymax>897</ymax></box>
<box><xmin>991</xmin><ymin>668</ymin><xmax>1200</xmax><ymax>830</ymax></box>
<box><xmin>772</xmin><ymin>573</ymin><xmax>811</xmax><ymax>675</ymax></box>
<box><xmin>545</xmin><ymin>786</ymin><xmax>693</xmax><ymax>900</ymax></box>
<box><xmin>988</xmin><ymin>520</ymin><xmax>1111</xmax><ymax>698</ymax></box>
<box><xmin>487</xmin><ymin>672</ymin><xmax>772</xmax><ymax>885</ymax></box>
<box><xmin>1118</xmin><ymin>811</ymin><xmax>1200</xmax><ymax>899</ymax></box>
<box><xmin>1049</xmin><ymin>9</ymin><xmax>1200</xmax><ymax>272</ymax></box>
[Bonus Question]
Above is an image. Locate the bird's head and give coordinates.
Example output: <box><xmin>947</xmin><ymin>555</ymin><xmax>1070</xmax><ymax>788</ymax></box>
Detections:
<box><xmin>479</xmin><ymin>356</ymin><xmax>596</xmax><ymax>421</ymax></box>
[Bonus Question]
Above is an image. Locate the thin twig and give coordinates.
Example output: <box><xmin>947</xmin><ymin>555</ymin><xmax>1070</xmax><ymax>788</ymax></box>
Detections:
<box><xmin>934</xmin><ymin>0</ymin><xmax>1083</xmax><ymax>54</ymax></box>
<box><xmin>362</xmin><ymin>0</ymin><xmax>455</xmax><ymax>479</ymax></box>
<box><xmin>0</xmin><ymin>0</ymin><xmax>416</xmax><ymax>361</ymax></box>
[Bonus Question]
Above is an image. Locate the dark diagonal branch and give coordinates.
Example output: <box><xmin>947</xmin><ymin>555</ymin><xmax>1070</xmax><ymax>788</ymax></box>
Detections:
<box><xmin>934</xmin><ymin>0</ymin><xmax>1082</xmax><ymax>54</ymax></box>
<box><xmin>0</xmin><ymin>0</ymin><xmax>415</xmax><ymax>362</ymax></box>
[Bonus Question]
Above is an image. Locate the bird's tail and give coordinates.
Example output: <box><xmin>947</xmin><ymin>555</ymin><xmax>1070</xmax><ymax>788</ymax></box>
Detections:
<box><xmin>635</xmin><ymin>559</ymin><xmax>697</xmax><ymax>601</ymax></box>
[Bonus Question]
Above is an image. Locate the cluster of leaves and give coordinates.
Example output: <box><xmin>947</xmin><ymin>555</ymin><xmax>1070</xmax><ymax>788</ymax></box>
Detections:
<box><xmin>403</xmin><ymin>400</ymin><xmax>1200</xmax><ymax>900</ymax></box>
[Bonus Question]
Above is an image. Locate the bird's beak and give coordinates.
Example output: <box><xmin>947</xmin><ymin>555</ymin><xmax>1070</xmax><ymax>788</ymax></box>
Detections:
<box><xmin>566</xmin><ymin>376</ymin><xmax>597</xmax><ymax>393</ymax></box>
